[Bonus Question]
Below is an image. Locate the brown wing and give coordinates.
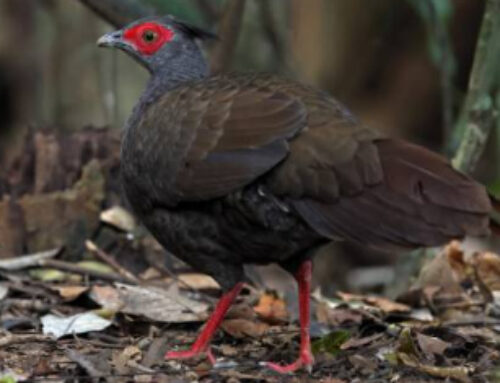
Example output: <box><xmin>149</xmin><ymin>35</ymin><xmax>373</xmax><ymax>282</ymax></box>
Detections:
<box><xmin>261</xmin><ymin>80</ymin><xmax>491</xmax><ymax>248</ymax></box>
<box><xmin>279</xmin><ymin>137</ymin><xmax>491</xmax><ymax>249</ymax></box>
<box><xmin>136</xmin><ymin>76</ymin><xmax>307</xmax><ymax>202</ymax></box>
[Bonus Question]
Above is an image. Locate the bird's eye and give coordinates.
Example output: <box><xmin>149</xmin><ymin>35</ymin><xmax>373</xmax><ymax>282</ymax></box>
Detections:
<box><xmin>142</xmin><ymin>30</ymin><xmax>158</xmax><ymax>43</ymax></box>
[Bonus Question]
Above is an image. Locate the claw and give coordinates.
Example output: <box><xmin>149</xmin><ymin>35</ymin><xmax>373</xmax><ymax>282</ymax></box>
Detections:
<box><xmin>166</xmin><ymin>347</ymin><xmax>216</xmax><ymax>365</ymax></box>
<box><xmin>262</xmin><ymin>352</ymin><xmax>314</xmax><ymax>374</ymax></box>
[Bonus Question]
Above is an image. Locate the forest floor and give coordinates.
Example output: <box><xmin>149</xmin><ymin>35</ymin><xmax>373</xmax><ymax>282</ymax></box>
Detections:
<box><xmin>1</xmin><ymin>129</ymin><xmax>500</xmax><ymax>383</ymax></box>
<box><xmin>1</xmin><ymin>239</ymin><xmax>499</xmax><ymax>383</ymax></box>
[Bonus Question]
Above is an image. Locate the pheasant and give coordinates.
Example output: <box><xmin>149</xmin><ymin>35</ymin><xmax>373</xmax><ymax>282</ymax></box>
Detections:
<box><xmin>98</xmin><ymin>16</ymin><xmax>494</xmax><ymax>373</ymax></box>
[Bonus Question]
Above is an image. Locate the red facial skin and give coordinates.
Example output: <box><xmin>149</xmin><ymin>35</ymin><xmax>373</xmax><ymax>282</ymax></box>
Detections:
<box><xmin>123</xmin><ymin>22</ymin><xmax>175</xmax><ymax>56</ymax></box>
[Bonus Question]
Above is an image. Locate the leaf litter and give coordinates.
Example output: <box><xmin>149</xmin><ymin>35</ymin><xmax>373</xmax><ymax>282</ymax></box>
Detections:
<box><xmin>1</xmin><ymin>171</ymin><xmax>499</xmax><ymax>383</ymax></box>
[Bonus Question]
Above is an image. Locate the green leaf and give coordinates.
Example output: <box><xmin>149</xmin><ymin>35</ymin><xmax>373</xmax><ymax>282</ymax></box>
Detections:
<box><xmin>488</xmin><ymin>179</ymin><xmax>500</xmax><ymax>198</ymax></box>
<box><xmin>0</xmin><ymin>375</ymin><xmax>17</xmax><ymax>383</ymax></box>
<box><xmin>311</xmin><ymin>330</ymin><xmax>350</xmax><ymax>356</ymax></box>
<box><xmin>77</xmin><ymin>261</ymin><xmax>114</xmax><ymax>274</ymax></box>
<box><xmin>29</xmin><ymin>268</ymin><xmax>68</xmax><ymax>282</ymax></box>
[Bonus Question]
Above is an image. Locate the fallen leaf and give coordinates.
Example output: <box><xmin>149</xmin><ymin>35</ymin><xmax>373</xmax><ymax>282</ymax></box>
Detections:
<box><xmin>142</xmin><ymin>338</ymin><xmax>169</xmax><ymax>368</ymax></box>
<box><xmin>347</xmin><ymin>354</ymin><xmax>378</xmax><ymax>373</ymax></box>
<box><xmin>365</xmin><ymin>296</ymin><xmax>410</xmax><ymax>313</ymax></box>
<box><xmin>41</xmin><ymin>311</ymin><xmax>112</xmax><ymax>339</ymax></box>
<box><xmin>413</xmin><ymin>248</ymin><xmax>464</xmax><ymax>295</ymax></box>
<box><xmin>226</xmin><ymin>303</ymin><xmax>257</xmax><ymax>320</ymax></box>
<box><xmin>398</xmin><ymin>352</ymin><xmax>472</xmax><ymax>383</ymax></box>
<box><xmin>112</xmin><ymin>345</ymin><xmax>142</xmax><ymax>375</ymax></box>
<box><xmin>416</xmin><ymin>333</ymin><xmax>450</xmax><ymax>356</ymax></box>
<box><xmin>253</xmin><ymin>293</ymin><xmax>288</xmax><ymax>324</ymax></box>
<box><xmin>100</xmin><ymin>206</ymin><xmax>136</xmax><ymax>232</ymax></box>
<box><xmin>0</xmin><ymin>284</ymin><xmax>8</xmax><ymax>301</ymax></box>
<box><xmin>90</xmin><ymin>283</ymin><xmax>208</xmax><ymax>323</ymax></box>
<box><xmin>29</xmin><ymin>268</ymin><xmax>70</xmax><ymax>282</ymax></box>
<box><xmin>51</xmin><ymin>285</ymin><xmax>88</xmax><ymax>301</ymax></box>
<box><xmin>77</xmin><ymin>261</ymin><xmax>114</xmax><ymax>274</ymax></box>
<box><xmin>316</xmin><ymin>303</ymin><xmax>363</xmax><ymax>326</ymax></box>
<box><xmin>221</xmin><ymin>319</ymin><xmax>269</xmax><ymax>338</ymax></box>
<box><xmin>177</xmin><ymin>273</ymin><xmax>220</xmax><ymax>290</ymax></box>
<box><xmin>446</xmin><ymin>241</ymin><xmax>468</xmax><ymax>280</ymax></box>
<box><xmin>90</xmin><ymin>285</ymin><xmax>123</xmax><ymax>311</ymax></box>
<box><xmin>219</xmin><ymin>344</ymin><xmax>238</xmax><ymax>357</ymax></box>
<box><xmin>473</xmin><ymin>251</ymin><xmax>500</xmax><ymax>292</ymax></box>
<box><xmin>337</xmin><ymin>292</ymin><xmax>410</xmax><ymax>313</ymax></box>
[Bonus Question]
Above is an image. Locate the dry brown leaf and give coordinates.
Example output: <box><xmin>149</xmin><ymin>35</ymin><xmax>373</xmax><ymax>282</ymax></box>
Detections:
<box><xmin>473</xmin><ymin>251</ymin><xmax>500</xmax><ymax>292</ymax></box>
<box><xmin>177</xmin><ymin>273</ymin><xmax>220</xmax><ymax>290</ymax></box>
<box><xmin>415</xmin><ymin>249</ymin><xmax>463</xmax><ymax>294</ymax></box>
<box><xmin>90</xmin><ymin>285</ymin><xmax>123</xmax><ymax>311</ymax></box>
<box><xmin>416</xmin><ymin>333</ymin><xmax>450</xmax><ymax>356</ymax></box>
<box><xmin>316</xmin><ymin>303</ymin><xmax>363</xmax><ymax>326</ymax></box>
<box><xmin>446</xmin><ymin>242</ymin><xmax>469</xmax><ymax>279</ymax></box>
<box><xmin>337</xmin><ymin>292</ymin><xmax>410</xmax><ymax>313</ymax></box>
<box><xmin>347</xmin><ymin>354</ymin><xmax>378</xmax><ymax>373</ymax></box>
<box><xmin>90</xmin><ymin>283</ymin><xmax>208</xmax><ymax>323</ymax></box>
<box><xmin>51</xmin><ymin>285</ymin><xmax>88</xmax><ymax>301</ymax></box>
<box><xmin>219</xmin><ymin>344</ymin><xmax>238</xmax><ymax>357</ymax></box>
<box><xmin>226</xmin><ymin>303</ymin><xmax>257</xmax><ymax>320</ymax></box>
<box><xmin>221</xmin><ymin>318</ymin><xmax>269</xmax><ymax>339</ymax></box>
<box><xmin>398</xmin><ymin>352</ymin><xmax>472</xmax><ymax>383</ymax></box>
<box><xmin>100</xmin><ymin>206</ymin><xmax>136</xmax><ymax>232</ymax></box>
<box><xmin>253</xmin><ymin>293</ymin><xmax>288</xmax><ymax>324</ymax></box>
<box><xmin>112</xmin><ymin>345</ymin><xmax>141</xmax><ymax>375</ymax></box>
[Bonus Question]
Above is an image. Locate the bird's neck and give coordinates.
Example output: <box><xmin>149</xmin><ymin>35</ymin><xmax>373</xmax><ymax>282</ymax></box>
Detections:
<box><xmin>142</xmin><ymin>45</ymin><xmax>209</xmax><ymax>105</ymax></box>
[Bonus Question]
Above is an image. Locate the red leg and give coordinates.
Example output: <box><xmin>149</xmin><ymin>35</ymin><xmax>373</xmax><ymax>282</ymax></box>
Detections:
<box><xmin>265</xmin><ymin>260</ymin><xmax>314</xmax><ymax>373</ymax></box>
<box><xmin>166</xmin><ymin>282</ymin><xmax>243</xmax><ymax>364</ymax></box>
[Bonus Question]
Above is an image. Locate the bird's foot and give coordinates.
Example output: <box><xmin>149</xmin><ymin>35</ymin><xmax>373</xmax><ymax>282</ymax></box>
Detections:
<box><xmin>165</xmin><ymin>347</ymin><xmax>216</xmax><ymax>365</ymax></box>
<box><xmin>262</xmin><ymin>351</ymin><xmax>314</xmax><ymax>374</ymax></box>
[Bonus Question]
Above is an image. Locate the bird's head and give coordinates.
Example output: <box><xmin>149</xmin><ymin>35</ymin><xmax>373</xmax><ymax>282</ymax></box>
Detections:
<box><xmin>97</xmin><ymin>15</ymin><xmax>215</xmax><ymax>74</ymax></box>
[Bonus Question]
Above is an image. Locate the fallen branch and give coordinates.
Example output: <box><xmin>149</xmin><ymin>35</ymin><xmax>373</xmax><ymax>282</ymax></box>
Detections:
<box><xmin>0</xmin><ymin>333</ymin><xmax>54</xmax><ymax>348</ymax></box>
<box><xmin>443</xmin><ymin>318</ymin><xmax>500</xmax><ymax>327</ymax></box>
<box><xmin>86</xmin><ymin>240</ymin><xmax>140</xmax><ymax>284</ymax></box>
<box><xmin>0</xmin><ymin>248</ymin><xmax>61</xmax><ymax>270</ymax></box>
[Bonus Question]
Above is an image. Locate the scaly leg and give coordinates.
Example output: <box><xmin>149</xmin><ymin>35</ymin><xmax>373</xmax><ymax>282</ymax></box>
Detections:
<box><xmin>165</xmin><ymin>282</ymin><xmax>244</xmax><ymax>365</ymax></box>
<box><xmin>265</xmin><ymin>260</ymin><xmax>314</xmax><ymax>373</ymax></box>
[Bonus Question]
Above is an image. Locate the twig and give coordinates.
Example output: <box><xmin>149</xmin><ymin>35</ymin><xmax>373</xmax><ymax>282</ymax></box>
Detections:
<box><xmin>443</xmin><ymin>318</ymin><xmax>500</xmax><ymax>327</ymax></box>
<box><xmin>0</xmin><ymin>333</ymin><xmax>54</xmax><ymax>347</ymax></box>
<box><xmin>38</xmin><ymin>259</ymin><xmax>132</xmax><ymax>284</ymax></box>
<box><xmin>451</xmin><ymin>0</ymin><xmax>500</xmax><ymax>173</ymax></box>
<box><xmin>65</xmin><ymin>348</ymin><xmax>106</xmax><ymax>378</ymax></box>
<box><xmin>86</xmin><ymin>240</ymin><xmax>140</xmax><ymax>284</ymax></box>
<box><xmin>209</xmin><ymin>0</ymin><xmax>247</xmax><ymax>73</ymax></box>
<box><xmin>76</xmin><ymin>0</ymin><xmax>155</xmax><ymax>28</ymax></box>
<box><xmin>2</xmin><ymin>298</ymin><xmax>51</xmax><ymax>312</ymax></box>
<box><xmin>0</xmin><ymin>248</ymin><xmax>60</xmax><ymax>270</ymax></box>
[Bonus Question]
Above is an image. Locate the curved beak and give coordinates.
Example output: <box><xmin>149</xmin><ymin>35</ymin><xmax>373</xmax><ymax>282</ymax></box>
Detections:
<box><xmin>97</xmin><ymin>31</ymin><xmax>125</xmax><ymax>48</ymax></box>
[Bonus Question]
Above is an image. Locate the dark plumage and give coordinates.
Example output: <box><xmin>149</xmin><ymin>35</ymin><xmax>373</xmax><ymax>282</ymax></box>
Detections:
<box><xmin>98</xmin><ymin>16</ymin><xmax>494</xmax><ymax>373</ymax></box>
